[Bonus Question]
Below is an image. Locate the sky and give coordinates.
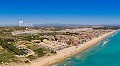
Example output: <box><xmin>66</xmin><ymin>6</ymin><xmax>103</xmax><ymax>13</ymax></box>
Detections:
<box><xmin>0</xmin><ymin>0</ymin><xmax>120</xmax><ymax>25</ymax></box>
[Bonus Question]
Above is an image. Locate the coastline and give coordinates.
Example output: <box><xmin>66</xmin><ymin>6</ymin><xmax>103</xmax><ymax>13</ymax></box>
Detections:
<box><xmin>6</xmin><ymin>30</ymin><xmax>117</xmax><ymax>66</ymax></box>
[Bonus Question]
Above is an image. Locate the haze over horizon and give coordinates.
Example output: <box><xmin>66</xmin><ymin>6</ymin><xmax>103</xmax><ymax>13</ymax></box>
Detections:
<box><xmin>0</xmin><ymin>0</ymin><xmax>120</xmax><ymax>25</ymax></box>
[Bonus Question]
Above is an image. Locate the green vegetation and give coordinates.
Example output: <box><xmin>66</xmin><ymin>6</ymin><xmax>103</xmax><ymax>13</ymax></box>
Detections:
<box><xmin>51</xmin><ymin>50</ymin><xmax>56</xmax><ymax>54</ymax></box>
<box><xmin>26</xmin><ymin>55</ymin><xmax>37</xmax><ymax>61</ymax></box>
<box><xmin>64</xmin><ymin>32</ymin><xmax>78</xmax><ymax>35</ymax></box>
<box><xmin>0</xmin><ymin>51</ymin><xmax>14</xmax><ymax>63</ymax></box>
<box><xmin>22</xmin><ymin>35</ymin><xmax>46</xmax><ymax>42</ymax></box>
<box><xmin>0</xmin><ymin>38</ymin><xmax>26</xmax><ymax>55</ymax></box>
<box><xmin>34</xmin><ymin>48</ymin><xmax>46</xmax><ymax>57</ymax></box>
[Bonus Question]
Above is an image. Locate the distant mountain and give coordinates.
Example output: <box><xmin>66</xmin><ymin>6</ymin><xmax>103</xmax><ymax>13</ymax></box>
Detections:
<box><xmin>0</xmin><ymin>23</ymin><xmax>120</xmax><ymax>27</ymax></box>
<box><xmin>33</xmin><ymin>23</ymin><xmax>95</xmax><ymax>27</ymax></box>
<box><xmin>33</xmin><ymin>23</ymin><xmax>120</xmax><ymax>27</ymax></box>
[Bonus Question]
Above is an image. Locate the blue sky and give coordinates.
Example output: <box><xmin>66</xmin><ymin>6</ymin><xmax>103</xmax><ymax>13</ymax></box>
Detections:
<box><xmin>0</xmin><ymin>0</ymin><xmax>120</xmax><ymax>25</ymax></box>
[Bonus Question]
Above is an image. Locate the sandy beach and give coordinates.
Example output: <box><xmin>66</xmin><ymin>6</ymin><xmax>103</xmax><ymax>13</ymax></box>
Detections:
<box><xmin>4</xmin><ymin>31</ymin><xmax>116</xmax><ymax>66</ymax></box>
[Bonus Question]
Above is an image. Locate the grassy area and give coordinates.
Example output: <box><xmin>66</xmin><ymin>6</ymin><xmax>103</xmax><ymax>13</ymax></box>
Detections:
<box><xmin>0</xmin><ymin>38</ymin><xmax>27</xmax><ymax>55</ymax></box>
<box><xmin>34</xmin><ymin>48</ymin><xmax>47</xmax><ymax>57</ymax></box>
<box><xmin>0</xmin><ymin>51</ymin><xmax>14</xmax><ymax>63</ymax></box>
<box><xmin>0</xmin><ymin>49</ymin><xmax>6</xmax><ymax>54</ymax></box>
<box><xmin>26</xmin><ymin>55</ymin><xmax>37</xmax><ymax>61</ymax></box>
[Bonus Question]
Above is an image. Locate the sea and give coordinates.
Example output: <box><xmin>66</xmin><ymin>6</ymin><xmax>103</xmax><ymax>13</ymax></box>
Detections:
<box><xmin>54</xmin><ymin>31</ymin><xmax>120</xmax><ymax>66</ymax></box>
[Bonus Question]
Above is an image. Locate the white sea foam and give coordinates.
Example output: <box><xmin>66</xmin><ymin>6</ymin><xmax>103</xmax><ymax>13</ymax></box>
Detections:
<box><xmin>102</xmin><ymin>41</ymin><xmax>108</xmax><ymax>47</ymax></box>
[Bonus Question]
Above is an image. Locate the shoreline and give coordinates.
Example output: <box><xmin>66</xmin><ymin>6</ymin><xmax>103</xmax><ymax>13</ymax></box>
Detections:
<box><xmin>5</xmin><ymin>30</ymin><xmax>117</xmax><ymax>66</ymax></box>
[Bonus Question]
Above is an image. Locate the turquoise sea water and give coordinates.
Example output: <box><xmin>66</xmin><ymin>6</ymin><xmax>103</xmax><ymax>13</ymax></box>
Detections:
<box><xmin>55</xmin><ymin>31</ymin><xmax>120</xmax><ymax>66</ymax></box>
